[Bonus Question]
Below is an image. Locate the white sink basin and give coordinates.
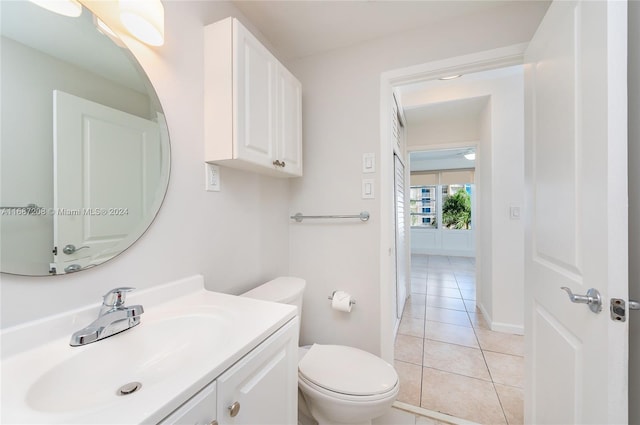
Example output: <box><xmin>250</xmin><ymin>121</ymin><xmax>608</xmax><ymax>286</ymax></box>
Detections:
<box><xmin>26</xmin><ymin>313</ymin><xmax>230</xmax><ymax>414</ymax></box>
<box><xmin>1</xmin><ymin>276</ymin><xmax>296</xmax><ymax>424</ymax></box>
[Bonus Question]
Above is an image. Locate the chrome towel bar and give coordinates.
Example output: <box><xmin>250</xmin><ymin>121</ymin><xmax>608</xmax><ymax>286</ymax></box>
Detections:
<box><xmin>290</xmin><ymin>211</ymin><xmax>370</xmax><ymax>223</ymax></box>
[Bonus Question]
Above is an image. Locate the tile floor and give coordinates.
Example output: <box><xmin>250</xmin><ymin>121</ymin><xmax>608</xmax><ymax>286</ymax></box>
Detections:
<box><xmin>394</xmin><ymin>255</ymin><xmax>524</xmax><ymax>425</ymax></box>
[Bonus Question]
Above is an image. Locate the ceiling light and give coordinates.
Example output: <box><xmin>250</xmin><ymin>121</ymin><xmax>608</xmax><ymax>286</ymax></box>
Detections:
<box><xmin>464</xmin><ymin>152</ymin><xmax>476</xmax><ymax>161</ymax></box>
<box><xmin>28</xmin><ymin>0</ymin><xmax>82</xmax><ymax>17</ymax></box>
<box><xmin>439</xmin><ymin>74</ymin><xmax>462</xmax><ymax>81</ymax></box>
<box><xmin>119</xmin><ymin>0</ymin><xmax>165</xmax><ymax>46</ymax></box>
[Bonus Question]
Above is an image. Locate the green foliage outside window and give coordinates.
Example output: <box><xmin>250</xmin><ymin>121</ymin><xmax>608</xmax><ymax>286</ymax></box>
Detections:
<box><xmin>442</xmin><ymin>189</ymin><xmax>471</xmax><ymax>229</ymax></box>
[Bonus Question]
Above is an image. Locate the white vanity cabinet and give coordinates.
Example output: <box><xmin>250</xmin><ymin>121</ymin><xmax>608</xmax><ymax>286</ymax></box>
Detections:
<box><xmin>204</xmin><ymin>17</ymin><xmax>302</xmax><ymax>177</ymax></box>
<box><xmin>217</xmin><ymin>318</ymin><xmax>298</xmax><ymax>424</ymax></box>
<box><xmin>159</xmin><ymin>319</ymin><xmax>298</xmax><ymax>425</ymax></box>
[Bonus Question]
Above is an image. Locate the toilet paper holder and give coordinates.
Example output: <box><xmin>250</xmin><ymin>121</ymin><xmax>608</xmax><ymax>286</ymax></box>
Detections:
<box><xmin>328</xmin><ymin>291</ymin><xmax>356</xmax><ymax>306</ymax></box>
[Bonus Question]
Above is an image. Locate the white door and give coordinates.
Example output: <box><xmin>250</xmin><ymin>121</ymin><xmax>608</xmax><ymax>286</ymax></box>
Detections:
<box><xmin>53</xmin><ymin>91</ymin><xmax>161</xmax><ymax>274</ymax></box>
<box><xmin>394</xmin><ymin>154</ymin><xmax>408</xmax><ymax>320</ymax></box>
<box><xmin>234</xmin><ymin>21</ymin><xmax>276</xmax><ymax>169</ymax></box>
<box><xmin>524</xmin><ymin>1</ymin><xmax>628</xmax><ymax>423</ymax></box>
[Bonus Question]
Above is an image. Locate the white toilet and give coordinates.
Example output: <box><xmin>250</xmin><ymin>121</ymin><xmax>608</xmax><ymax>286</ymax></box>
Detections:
<box><xmin>242</xmin><ymin>277</ymin><xmax>399</xmax><ymax>425</ymax></box>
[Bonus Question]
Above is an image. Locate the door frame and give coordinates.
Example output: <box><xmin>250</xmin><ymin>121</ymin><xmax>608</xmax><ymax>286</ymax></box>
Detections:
<box><xmin>378</xmin><ymin>43</ymin><xmax>527</xmax><ymax>362</ymax></box>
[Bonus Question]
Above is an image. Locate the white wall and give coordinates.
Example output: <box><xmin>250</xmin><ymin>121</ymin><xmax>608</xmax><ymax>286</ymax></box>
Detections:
<box><xmin>288</xmin><ymin>7</ymin><xmax>542</xmax><ymax>354</ymax></box>
<box><xmin>628</xmin><ymin>1</ymin><xmax>639</xmax><ymax>422</ymax></box>
<box><xmin>407</xmin><ymin>111</ymin><xmax>480</xmax><ymax>147</ymax></box>
<box><xmin>0</xmin><ymin>1</ymin><xmax>292</xmax><ymax>328</ymax></box>
<box><xmin>0</xmin><ymin>37</ymin><xmax>152</xmax><ymax>276</ymax></box>
<box><xmin>401</xmin><ymin>68</ymin><xmax>525</xmax><ymax>333</ymax></box>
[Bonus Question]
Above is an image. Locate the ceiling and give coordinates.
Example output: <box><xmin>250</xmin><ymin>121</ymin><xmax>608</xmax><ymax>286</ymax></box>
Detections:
<box><xmin>404</xmin><ymin>96</ymin><xmax>487</xmax><ymax>128</ymax></box>
<box><xmin>231</xmin><ymin>0</ymin><xmax>550</xmax><ymax>60</ymax></box>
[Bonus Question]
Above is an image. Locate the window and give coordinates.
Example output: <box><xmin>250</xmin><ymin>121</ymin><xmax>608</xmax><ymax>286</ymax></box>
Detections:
<box><xmin>410</xmin><ymin>183</ymin><xmax>472</xmax><ymax>229</ymax></box>
<box><xmin>410</xmin><ymin>185</ymin><xmax>437</xmax><ymax>228</ymax></box>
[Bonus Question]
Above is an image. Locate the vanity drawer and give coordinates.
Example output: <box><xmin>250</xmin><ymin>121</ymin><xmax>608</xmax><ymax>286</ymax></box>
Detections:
<box><xmin>158</xmin><ymin>380</ymin><xmax>217</xmax><ymax>425</ymax></box>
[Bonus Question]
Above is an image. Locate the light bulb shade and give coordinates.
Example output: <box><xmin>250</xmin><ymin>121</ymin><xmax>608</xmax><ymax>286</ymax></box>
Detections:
<box><xmin>28</xmin><ymin>0</ymin><xmax>82</xmax><ymax>17</ymax></box>
<box><xmin>464</xmin><ymin>153</ymin><xmax>476</xmax><ymax>161</ymax></box>
<box><xmin>119</xmin><ymin>0</ymin><xmax>164</xmax><ymax>46</ymax></box>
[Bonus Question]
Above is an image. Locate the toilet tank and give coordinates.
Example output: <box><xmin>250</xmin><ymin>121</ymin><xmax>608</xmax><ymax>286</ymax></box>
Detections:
<box><xmin>241</xmin><ymin>277</ymin><xmax>306</xmax><ymax>317</ymax></box>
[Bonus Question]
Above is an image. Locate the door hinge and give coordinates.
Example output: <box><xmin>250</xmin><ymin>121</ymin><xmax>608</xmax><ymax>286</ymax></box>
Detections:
<box><xmin>52</xmin><ymin>246</ymin><xmax>58</xmax><ymax>255</ymax></box>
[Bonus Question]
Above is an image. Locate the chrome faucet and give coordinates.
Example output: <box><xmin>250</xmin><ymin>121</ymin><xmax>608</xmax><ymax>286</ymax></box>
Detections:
<box><xmin>70</xmin><ymin>287</ymin><xmax>144</xmax><ymax>346</ymax></box>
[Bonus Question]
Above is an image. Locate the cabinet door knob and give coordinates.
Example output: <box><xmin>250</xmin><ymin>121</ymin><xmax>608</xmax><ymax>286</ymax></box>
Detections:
<box><xmin>281</xmin><ymin>161</ymin><xmax>286</xmax><ymax>168</ymax></box>
<box><xmin>228</xmin><ymin>401</ymin><xmax>241</xmax><ymax>417</ymax></box>
<box><xmin>272</xmin><ymin>160</ymin><xmax>281</xmax><ymax>167</ymax></box>
<box><xmin>208</xmin><ymin>421</ymin><xmax>218</xmax><ymax>425</ymax></box>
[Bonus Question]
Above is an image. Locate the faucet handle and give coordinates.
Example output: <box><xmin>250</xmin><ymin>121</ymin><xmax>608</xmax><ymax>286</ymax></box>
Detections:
<box><xmin>102</xmin><ymin>287</ymin><xmax>135</xmax><ymax>308</ymax></box>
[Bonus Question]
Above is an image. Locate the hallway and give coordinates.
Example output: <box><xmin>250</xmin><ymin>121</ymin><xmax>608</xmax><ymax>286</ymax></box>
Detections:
<box><xmin>394</xmin><ymin>255</ymin><xmax>524</xmax><ymax>424</ymax></box>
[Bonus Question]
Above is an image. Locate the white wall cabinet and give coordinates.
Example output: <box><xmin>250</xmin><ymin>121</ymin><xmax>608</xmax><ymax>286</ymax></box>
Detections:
<box><xmin>204</xmin><ymin>17</ymin><xmax>302</xmax><ymax>177</ymax></box>
<box><xmin>159</xmin><ymin>319</ymin><xmax>298</xmax><ymax>425</ymax></box>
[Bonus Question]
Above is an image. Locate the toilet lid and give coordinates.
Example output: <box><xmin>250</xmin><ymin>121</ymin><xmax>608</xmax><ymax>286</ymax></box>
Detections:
<box><xmin>298</xmin><ymin>344</ymin><xmax>398</xmax><ymax>396</ymax></box>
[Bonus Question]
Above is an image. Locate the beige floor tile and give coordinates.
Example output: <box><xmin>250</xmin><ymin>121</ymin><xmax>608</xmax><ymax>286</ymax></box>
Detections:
<box><xmin>422</xmin><ymin>340</ymin><xmax>490</xmax><ymax>381</ymax></box>
<box><xmin>426</xmin><ymin>286</ymin><xmax>462</xmax><ymax>299</ymax></box>
<box><xmin>426</xmin><ymin>307</ymin><xmax>472</xmax><ymax>327</ymax></box>
<box><xmin>463</xmin><ymin>299</ymin><xmax>480</xmax><ymax>312</ymax></box>
<box><xmin>425</xmin><ymin>321</ymin><xmax>479</xmax><ymax>348</ymax></box>
<box><xmin>428</xmin><ymin>271</ymin><xmax>457</xmax><ymax>281</ymax></box>
<box><xmin>404</xmin><ymin>303</ymin><xmax>427</xmax><ymax>319</ymax></box>
<box><xmin>412</xmin><ymin>275</ymin><xmax>428</xmax><ymax>284</ymax></box>
<box><xmin>399</xmin><ymin>316</ymin><xmax>425</xmax><ymax>338</ymax></box>
<box><xmin>427</xmin><ymin>296</ymin><xmax>466</xmax><ymax>311</ymax></box>
<box><xmin>395</xmin><ymin>360</ymin><xmax>422</xmax><ymax>406</ymax></box>
<box><xmin>484</xmin><ymin>351</ymin><xmax>524</xmax><ymax>388</ymax></box>
<box><xmin>475</xmin><ymin>329</ymin><xmax>524</xmax><ymax>356</ymax></box>
<box><xmin>426</xmin><ymin>279</ymin><xmax>459</xmax><ymax>289</ymax></box>
<box><xmin>412</xmin><ymin>272</ymin><xmax>429</xmax><ymax>280</ymax></box>
<box><xmin>456</xmin><ymin>281</ymin><xmax>476</xmax><ymax>290</ymax></box>
<box><xmin>468</xmin><ymin>311</ymin><xmax>491</xmax><ymax>330</ymax></box>
<box><xmin>407</xmin><ymin>293</ymin><xmax>427</xmax><ymax>306</ymax></box>
<box><xmin>460</xmin><ymin>289</ymin><xmax>476</xmax><ymax>300</ymax></box>
<box><xmin>411</xmin><ymin>281</ymin><xmax>428</xmax><ymax>294</ymax></box>
<box><xmin>495</xmin><ymin>383</ymin><xmax>524</xmax><ymax>425</ymax></box>
<box><xmin>395</xmin><ymin>334</ymin><xmax>424</xmax><ymax>365</ymax></box>
<box><xmin>421</xmin><ymin>367</ymin><xmax>507</xmax><ymax>424</ymax></box>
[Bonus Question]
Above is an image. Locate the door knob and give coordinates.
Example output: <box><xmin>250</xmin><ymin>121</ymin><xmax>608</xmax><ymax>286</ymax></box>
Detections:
<box><xmin>560</xmin><ymin>287</ymin><xmax>602</xmax><ymax>313</ymax></box>
<box><xmin>63</xmin><ymin>244</ymin><xmax>89</xmax><ymax>255</ymax></box>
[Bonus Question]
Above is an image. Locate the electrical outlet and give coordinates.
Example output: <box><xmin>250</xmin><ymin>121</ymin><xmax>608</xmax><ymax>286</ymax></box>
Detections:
<box><xmin>205</xmin><ymin>163</ymin><xmax>220</xmax><ymax>192</ymax></box>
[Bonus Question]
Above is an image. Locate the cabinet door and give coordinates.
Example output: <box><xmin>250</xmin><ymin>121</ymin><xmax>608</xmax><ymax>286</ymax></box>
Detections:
<box><xmin>217</xmin><ymin>319</ymin><xmax>298</xmax><ymax>425</ymax></box>
<box><xmin>276</xmin><ymin>66</ymin><xmax>302</xmax><ymax>176</ymax></box>
<box><xmin>158</xmin><ymin>381</ymin><xmax>217</xmax><ymax>425</ymax></box>
<box><xmin>234</xmin><ymin>21</ymin><xmax>277</xmax><ymax>169</ymax></box>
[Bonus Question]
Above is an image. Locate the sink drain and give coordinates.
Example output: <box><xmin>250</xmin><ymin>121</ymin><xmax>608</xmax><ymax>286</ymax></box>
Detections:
<box><xmin>117</xmin><ymin>382</ymin><xmax>142</xmax><ymax>396</ymax></box>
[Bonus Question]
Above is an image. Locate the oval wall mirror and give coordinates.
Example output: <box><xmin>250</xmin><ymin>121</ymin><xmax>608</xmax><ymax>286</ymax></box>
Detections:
<box><xmin>0</xmin><ymin>1</ymin><xmax>170</xmax><ymax>276</ymax></box>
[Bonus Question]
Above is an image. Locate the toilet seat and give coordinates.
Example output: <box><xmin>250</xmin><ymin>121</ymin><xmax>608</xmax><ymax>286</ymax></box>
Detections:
<box><xmin>298</xmin><ymin>344</ymin><xmax>398</xmax><ymax>400</ymax></box>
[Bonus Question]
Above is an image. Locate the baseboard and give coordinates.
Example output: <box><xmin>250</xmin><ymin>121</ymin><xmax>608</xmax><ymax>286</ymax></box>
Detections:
<box><xmin>411</xmin><ymin>249</ymin><xmax>475</xmax><ymax>257</ymax></box>
<box><xmin>477</xmin><ymin>302</ymin><xmax>524</xmax><ymax>335</ymax></box>
<box><xmin>392</xmin><ymin>401</ymin><xmax>481</xmax><ymax>425</ymax></box>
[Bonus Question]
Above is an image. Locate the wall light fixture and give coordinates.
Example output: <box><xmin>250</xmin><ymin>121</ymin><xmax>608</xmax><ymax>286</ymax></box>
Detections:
<box><xmin>28</xmin><ymin>0</ymin><xmax>82</xmax><ymax>17</ymax></box>
<box><xmin>119</xmin><ymin>0</ymin><xmax>165</xmax><ymax>46</ymax></box>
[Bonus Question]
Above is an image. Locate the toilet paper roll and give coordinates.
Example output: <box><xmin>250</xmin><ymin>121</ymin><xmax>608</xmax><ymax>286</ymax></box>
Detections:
<box><xmin>331</xmin><ymin>291</ymin><xmax>353</xmax><ymax>313</ymax></box>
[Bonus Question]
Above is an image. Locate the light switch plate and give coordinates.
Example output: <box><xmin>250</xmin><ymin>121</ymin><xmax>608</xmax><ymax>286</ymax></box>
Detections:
<box><xmin>205</xmin><ymin>163</ymin><xmax>220</xmax><ymax>192</ymax></box>
<box><xmin>362</xmin><ymin>179</ymin><xmax>374</xmax><ymax>199</ymax></box>
<box><xmin>509</xmin><ymin>205</ymin><xmax>521</xmax><ymax>220</ymax></box>
<box><xmin>362</xmin><ymin>153</ymin><xmax>376</xmax><ymax>173</ymax></box>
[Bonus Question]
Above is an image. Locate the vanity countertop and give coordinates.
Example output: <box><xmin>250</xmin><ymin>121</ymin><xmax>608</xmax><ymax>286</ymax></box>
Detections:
<box><xmin>0</xmin><ymin>275</ymin><xmax>297</xmax><ymax>424</ymax></box>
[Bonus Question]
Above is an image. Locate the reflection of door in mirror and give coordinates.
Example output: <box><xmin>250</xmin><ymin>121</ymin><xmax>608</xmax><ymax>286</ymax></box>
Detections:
<box><xmin>1</xmin><ymin>1</ymin><xmax>170</xmax><ymax>276</ymax></box>
<box><xmin>52</xmin><ymin>91</ymin><xmax>161</xmax><ymax>274</ymax></box>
